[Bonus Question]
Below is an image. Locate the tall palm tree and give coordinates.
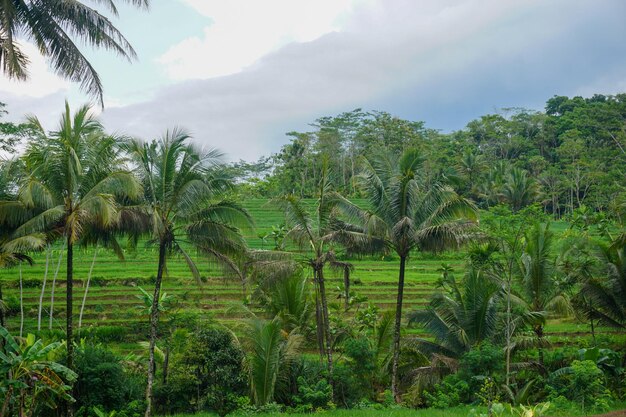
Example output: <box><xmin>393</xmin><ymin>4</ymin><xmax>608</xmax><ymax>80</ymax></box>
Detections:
<box><xmin>0</xmin><ymin>0</ymin><xmax>149</xmax><ymax>106</ymax></box>
<box><xmin>13</xmin><ymin>102</ymin><xmax>140</xmax><ymax>383</ymax></box>
<box><xmin>278</xmin><ymin>163</ymin><xmax>346</xmax><ymax>385</ymax></box>
<box><xmin>518</xmin><ymin>222</ymin><xmax>571</xmax><ymax>365</ymax></box>
<box><xmin>342</xmin><ymin>148</ymin><xmax>477</xmax><ymax>400</ymax></box>
<box><xmin>125</xmin><ymin>129</ymin><xmax>251</xmax><ymax>417</ymax></box>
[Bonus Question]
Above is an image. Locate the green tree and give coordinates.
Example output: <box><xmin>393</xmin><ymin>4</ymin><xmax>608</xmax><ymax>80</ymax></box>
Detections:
<box><xmin>243</xmin><ymin>317</ymin><xmax>302</xmax><ymax>406</ymax></box>
<box><xmin>0</xmin><ymin>0</ymin><xmax>149</xmax><ymax>105</ymax></box>
<box><xmin>518</xmin><ymin>223</ymin><xmax>571</xmax><ymax>365</ymax></box>
<box><xmin>345</xmin><ymin>148</ymin><xmax>477</xmax><ymax>400</ymax></box>
<box><xmin>12</xmin><ymin>103</ymin><xmax>140</xmax><ymax>384</ymax></box>
<box><xmin>125</xmin><ymin>129</ymin><xmax>250</xmax><ymax>417</ymax></box>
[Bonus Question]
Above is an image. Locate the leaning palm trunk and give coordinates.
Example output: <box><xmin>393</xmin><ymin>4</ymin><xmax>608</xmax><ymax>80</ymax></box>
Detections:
<box><xmin>145</xmin><ymin>242</ymin><xmax>167</xmax><ymax>417</ymax></box>
<box><xmin>391</xmin><ymin>255</ymin><xmax>406</xmax><ymax>401</ymax></box>
<box><xmin>37</xmin><ymin>246</ymin><xmax>50</xmax><ymax>331</ymax></box>
<box><xmin>78</xmin><ymin>247</ymin><xmax>98</xmax><ymax>329</ymax></box>
<box><xmin>316</xmin><ymin>267</ymin><xmax>333</xmax><ymax>387</ymax></box>
<box><xmin>49</xmin><ymin>243</ymin><xmax>65</xmax><ymax>330</ymax></box>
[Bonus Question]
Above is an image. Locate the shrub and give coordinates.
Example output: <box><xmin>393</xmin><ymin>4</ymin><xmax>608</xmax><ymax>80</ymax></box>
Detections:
<box><xmin>549</xmin><ymin>359</ymin><xmax>612</xmax><ymax>413</ymax></box>
<box><xmin>293</xmin><ymin>376</ymin><xmax>333</xmax><ymax>411</ymax></box>
<box><xmin>423</xmin><ymin>374</ymin><xmax>470</xmax><ymax>408</ymax></box>
<box><xmin>74</xmin><ymin>344</ymin><xmax>143</xmax><ymax>416</ymax></box>
<box><xmin>154</xmin><ymin>326</ymin><xmax>247</xmax><ymax>417</ymax></box>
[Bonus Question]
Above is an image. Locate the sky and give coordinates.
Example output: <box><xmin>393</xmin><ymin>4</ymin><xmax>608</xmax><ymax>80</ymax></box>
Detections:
<box><xmin>1</xmin><ymin>0</ymin><xmax>626</xmax><ymax>161</ymax></box>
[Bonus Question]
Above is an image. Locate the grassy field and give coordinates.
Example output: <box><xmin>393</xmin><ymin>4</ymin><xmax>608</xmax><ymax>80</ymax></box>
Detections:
<box><xmin>0</xmin><ymin>199</ymin><xmax>621</xmax><ymax>351</ymax></box>
<box><xmin>166</xmin><ymin>403</ymin><xmax>626</xmax><ymax>417</ymax></box>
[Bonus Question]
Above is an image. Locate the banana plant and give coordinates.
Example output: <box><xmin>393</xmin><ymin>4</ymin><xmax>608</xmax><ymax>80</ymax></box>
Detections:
<box><xmin>0</xmin><ymin>327</ymin><xmax>77</xmax><ymax>417</ymax></box>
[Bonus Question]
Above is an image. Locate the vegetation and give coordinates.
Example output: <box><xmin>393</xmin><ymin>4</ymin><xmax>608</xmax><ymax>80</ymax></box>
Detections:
<box><xmin>0</xmin><ymin>93</ymin><xmax>625</xmax><ymax>417</ymax></box>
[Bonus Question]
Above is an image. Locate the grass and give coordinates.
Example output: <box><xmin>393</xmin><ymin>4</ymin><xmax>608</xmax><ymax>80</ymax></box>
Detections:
<box><xmin>164</xmin><ymin>401</ymin><xmax>626</xmax><ymax>417</ymax></box>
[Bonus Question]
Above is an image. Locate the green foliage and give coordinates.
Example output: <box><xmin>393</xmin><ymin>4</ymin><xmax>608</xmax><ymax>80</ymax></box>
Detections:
<box><xmin>74</xmin><ymin>344</ymin><xmax>142</xmax><ymax>415</ymax></box>
<box><xmin>155</xmin><ymin>327</ymin><xmax>246</xmax><ymax>416</ymax></box>
<box><xmin>550</xmin><ymin>359</ymin><xmax>612</xmax><ymax>412</ymax></box>
<box><xmin>423</xmin><ymin>375</ymin><xmax>470</xmax><ymax>408</ymax></box>
<box><xmin>0</xmin><ymin>327</ymin><xmax>77</xmax><ymax>415</ymax></box>
<box><xmin>293</xmin><ymin>377</ymin><xmax>333</xmax><ymax>412</ymax></box>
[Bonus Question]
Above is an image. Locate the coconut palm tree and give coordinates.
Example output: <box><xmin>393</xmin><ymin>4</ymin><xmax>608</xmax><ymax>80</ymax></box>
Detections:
<box><xmin>0</xmin><ymin>0</ymin><xmax>149</xmax><ymax>106</ymax></box>
<box><xmin>518</xmin><ymin>222</ymin><xmax>571</xmax><ymax>365</ymax></box>
<box><xmin>341</xmin><ymin>148</ymin><xmax>477</xmax><ymax>400</ymax></box>
<box><xmin>408</xmin><ymin>268</ymin><xmax>504</xmax><ymax>359</ymax></box>
<box><xmin>12</xmin><ymin>102</ymin><xmax>141</xmax><ymax>384</ymax></box>
<box><xmin>575</xmin><ymin>234</ymin><xmax>626</xmax><ymax>329</ymax></box>
<box><xmin>501</xmin><ymin>167</ymin><xmax>538</xmax><ymax>212</ymax></box>
<box><xmin>243</xmin><ymin>316</ymin><xmax>302</xmax><ymax>406</ymax></box>
<box><xmin>125</xmin><ymin>129</ymin><xmax>251</xmax><ymax>417</ymax></box>
<box><xmin>277</xmin><ymin>163</ymin><xmax>349</xmax><ymax>385</ymax></box>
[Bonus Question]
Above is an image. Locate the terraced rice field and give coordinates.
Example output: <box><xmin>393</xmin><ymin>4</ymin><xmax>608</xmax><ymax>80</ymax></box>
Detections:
<box><xmin>1</xmin><ymin>199</ymin><xmax>623</xmax><ymax>351</ymax></box>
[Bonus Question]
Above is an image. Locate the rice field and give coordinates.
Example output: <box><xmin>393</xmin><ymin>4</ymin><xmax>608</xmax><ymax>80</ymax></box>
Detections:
<box><xmin>0</xmin><ymin>199</ymin><xmax>620</xmax><ymax>352</ymax></box>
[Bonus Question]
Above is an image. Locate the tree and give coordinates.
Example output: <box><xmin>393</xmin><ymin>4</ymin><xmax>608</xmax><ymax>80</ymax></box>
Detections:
<box><xmin>14</xmin><ymin>102</ymin><xmax>141</xmax><ymax>399</ymax></box>
<box><xmin>243</xmin><ymin>317</ymin><xmax>302</xmax><ymax>406</ymax></box>
<box><xmin>0</xmin><ymin>0</ymin><xmax>149</xmax><ymax>106</ymax></box>
<box><xmin>576</xmin><ymin>235</ymin><xmax>626</xmax><ymax>329</ymax></box>
<box><xmin>408</xmin><ymin>268</ymin><xmax>503</xmax><ymax>359</ymax></box>
<box><xmin>278</xmin><ymin>162</ymin><xmax>346</xmax><ymax>386</ymax></box>
<box><xmin>518</xmin><ymin>222</ymin><xmax>571</xmax><ymax>365</ymax></box>
<box><xmin>125</xmin><ymin>129</ymin><xmax>250</xmax><ymax>417</ymax></box>
<box><xmin>344</xmin><ymin>148</ymin><xmax>477</xmax><ymax>400</ymax></box>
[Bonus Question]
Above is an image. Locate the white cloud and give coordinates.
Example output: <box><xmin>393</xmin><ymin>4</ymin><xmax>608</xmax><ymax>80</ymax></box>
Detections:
<box><xmin>0</xmin><ymin>42</ymin><xmax>69</xmax><ymax>98</ymax></box>
<box><xmin>158</xmin><ymin>0</ymin><xmax>364</xmax><ymax>80</ymax></box>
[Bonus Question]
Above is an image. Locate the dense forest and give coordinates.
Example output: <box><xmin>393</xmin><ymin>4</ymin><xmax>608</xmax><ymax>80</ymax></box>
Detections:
<box><xmin>230</xmin><ymin>94</ymin><xmax>626</xmax><ymax>219</ymax></box>
<box><xmin>0</xmin><ymin>93</ymin><xmax>625</xmax><ymax>417</ymax></box>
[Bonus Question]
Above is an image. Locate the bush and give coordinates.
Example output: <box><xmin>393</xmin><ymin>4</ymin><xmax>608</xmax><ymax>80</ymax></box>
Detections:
<box><xmin>293</xmin><ymin>376</ymin><xmax>333</xmax><ymax>412</ymax></box>
<box><xmin>549</xmin><ymin>359</ymin><xmax>612</xmax><ymax>413</ymax></box>
<box><xmin>423</xmin><ymin>374</ymin><xmax>470</xmax><ymax>408</ymax></box>
<box><xmin>74</xmin><ymin>344</ymin><xmax>143</xmax><ymax>417</ymax></box>
<box><xmin>154</xmin><ymin>326</ymin><xmax>247</xmax><ymax>416</ymax></box>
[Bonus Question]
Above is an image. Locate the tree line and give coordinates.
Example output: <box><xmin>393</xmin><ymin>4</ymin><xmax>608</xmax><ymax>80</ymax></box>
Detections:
<box><xmin>231</xmin><ymin>94</ymin><xmax>626</xmax><ymax>219</ymax></box>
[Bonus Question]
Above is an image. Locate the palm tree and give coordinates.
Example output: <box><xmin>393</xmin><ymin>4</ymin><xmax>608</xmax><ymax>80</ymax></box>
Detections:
<box><xmin>0</xmin><ymin>0</ymin><xmax>149</xmax><ymax>106</ymax></box>
<box><xmin>125</xmin><ymin>129</ymin><xmax>251</xmax><ymax>417</ymax></box>
<box><xmin>243</xmin><ymin>317</ymin><xmax>302</xmax><ymax>406</ymax></box>
<box><xmin>13</xmin><ymin>102</ymin><xmax>141</xmax><ymax>383</ymax></box>
<box><xmin>343</xmin><ymin>148</ymin><xmax>477</xmax><ymax>400</ymax></box>
<box><xmin>501</xmin><ymin>167</ymin><xmax>538</xmax><ymax>211</ymax></box>
<box><xmin>277</xmin><ymin>163</ymin><xmax>347</xmax><ymax>385</ymax></box>
<box><xmin>576</xmin><ymin>234</ymin><xmax>626</xmax><ymax>329</ymax></box>
<box><xmin>408</xmin><ymin>269</ymin><xmax>503</xmax><ymax>359</ymax></box>
<box><xmin>518</xmin><ymin>222</ymin><xmax>571</xmax><ymax>365</ymax></box>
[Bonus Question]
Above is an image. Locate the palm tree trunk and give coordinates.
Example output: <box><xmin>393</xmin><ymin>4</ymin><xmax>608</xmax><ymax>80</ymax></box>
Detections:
<box><xmin>66</xmin><ymin>237</ymin><xmax>74</xmax><ymax>417</ymax></box>
<box><xmin>314</xmin><ymin>275</ymin><xmax>325</xmax><ymax>360</ymax></box>
<box><xmin>145</xmin><ymin>241</ymin><xmax>167</xmax><ymax>417</ymax></box>
<box><xmin>343</xmin><ymin>266</ymin><xmax>350</xmax><ymax>311</ymax></box>
<box><xmin>391</xmin><ymin>255</ymin><xmax>406</xmax><ymax>402</ymax></box>
<box><xmin>79</xmin><ymin>247</ymin><xmax>98</xmax><ymax>329</ymax></box>
<box><xmin>19</xmin><ymin>263</ymin><xmax>24</xmax><ymax>337</ymax></box>
<box><xmin>49</xmin><ymin>243</ymin><xmax>65</xmax><ymax>330</ymax></box>
<box><xmin>38</xmin><ymin>246</ymin><xmax>50</xmax><ymax>331</ymax></box>
<box><xmin>0</xmin><ymin>282</ymin><xmax>5</xmax><ymax>328</ymax></box>
<box><xmin>317</xmin><ymin>267</ymin><xmax>333</xmax><ymax>387</ymax></box>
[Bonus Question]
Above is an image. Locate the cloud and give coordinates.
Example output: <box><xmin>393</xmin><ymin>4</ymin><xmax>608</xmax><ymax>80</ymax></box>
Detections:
<box><xmin>0</xmin><ymin>42</ymin><xmax>69</xmax><ymax>98</ymax></box>
<box><xmin>158</xmin><ymin>0</ymin><xmax>363</xmax><ymax>80</ymax></box>
<box><xmin>3</xmin><ymin>0</ymin><xmax>626</xmax><ymax>163</ymax></box>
